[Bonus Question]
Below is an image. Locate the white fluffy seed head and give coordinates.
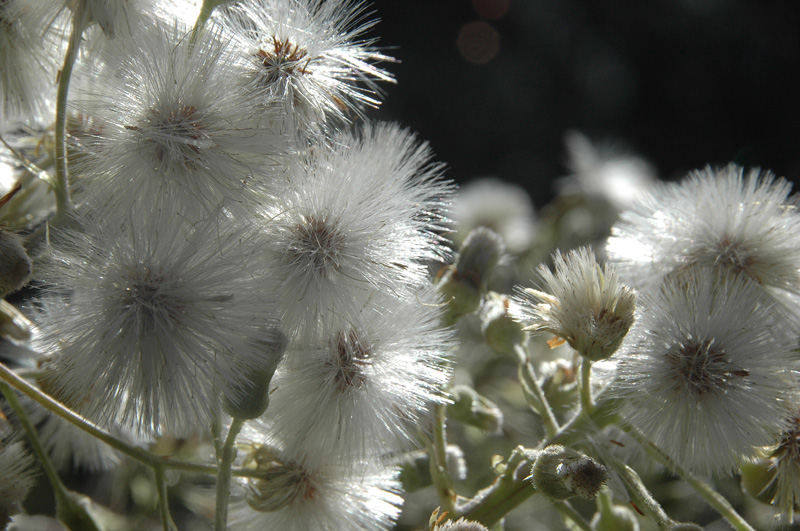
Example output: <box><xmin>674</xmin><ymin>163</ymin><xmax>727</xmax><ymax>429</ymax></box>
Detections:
<box><xmin>0</xmin><ymin>0</ymin><xmax>67</xmax><ymax>122</ymax></box>
<box><xmin>0</xmin><ymin>439</ymin><xmax>37</xmax><ymax>523</ymax></box>
<box><xmin>607</xmin><ymin>164</ymin><xmax>800</xmax><ymax>320</ymax></box>
<box><xmin>612</xmin><ymin>267</ymin><xmax>800</xmax><ymax>477</ymax></box>
<box><xmin>70</xmin><ymin>20</ymin><xmax>286</xmax><ymax>218</ymax></box>
<box><xmin>759</xmin><ymin>409</ymin><xmax>800</xmax><ymax>523</ymax></box>
<box><xmin>262</xmin><ymin>285</ymin><xmax>454</xmax><ymax>469</ymax></box>
<box><xmin>36</xmin><ymin>206</ymin><xmax>280</xmax><ymax>437</ymax></box>
<box><xmin>260</xmin><ymin>122</ymin><xmax>452</xmax><ymax>340</ymax></box>
<box><xmin>514</xmin><ymin>246</ymin><xmax>636</xmax><ymax>361</ymax></box>
<box><xmin>216</xmin><ymin>0</ymin><xmax>395</xmax><ymax>133</ymax></box>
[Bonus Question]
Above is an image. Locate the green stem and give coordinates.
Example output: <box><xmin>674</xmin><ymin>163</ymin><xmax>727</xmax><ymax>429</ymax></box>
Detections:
<box><xmin>215</xmin><ymin>418</ymin><xmax>245</xmax><ymax>531</ymax></box>
<box><xmin>514</xmin><ymin>344</ymin><xmax>559</xmax><ymax>438</ymax></box>
<box><xmin>0</xmin><ymin>361</ymin><xmax>257</xmax><ymax>479</ymax></box>
<box><xmin>607</xmin><ymin>456</ymin><xmax>673</xmax><ymax>528</ymax></box>
<box><xmin>429</xmin><ymin>402</ymin><xmax>457</xmax><ymax>516</ymax></box>
<box><xmin>618</xmin><ymin>423</ymin><xmax>755</xmax><ymax>531</ymax></box>
<box><xmin>53</xmin><ymin>6</ymin><xmax>85</xmax><ymax>225</ymax></box>
<box><xmin>457</xmin><ymin>446</ymin><xmax>537</xmax><ymax>526</ymax></box>
<box><xmin>190</xmin><ymin>0</ymin><xmax>218</xmax><ymax>44</ymax></box>
<box><xmin>579</xmin><ymin>358</ymin><xmax>593</xmax><ymax>412</ymax></box>
<box><xmin>0</xmin><ymin>382</ymin><xmax>70</xmax><ymax>509</ymax></box>
<box><xmin>553</xmin><ymin>500</ymin><xmax>593</xmax><ymax>531</ymax></box>
<box><xmin>0</xmin><ymin>382</ymin><xmax>99</xmax><ymax>531</ymax></box>
<box><xmin>538</xmin><ymin>396</ymin><xmax>621</xmax><ymax>450</ymax></box>
<box><xmin>154</xmin><ymin>465</ymin><xmax>178</xmax><ymax>531</ymax></box>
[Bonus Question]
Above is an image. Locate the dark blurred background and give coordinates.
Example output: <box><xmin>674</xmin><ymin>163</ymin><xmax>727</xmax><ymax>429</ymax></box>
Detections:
<box><xmin>369</xmin><ymin>0</ymin><xmax>800</xmax><ymax>208</ymax></box>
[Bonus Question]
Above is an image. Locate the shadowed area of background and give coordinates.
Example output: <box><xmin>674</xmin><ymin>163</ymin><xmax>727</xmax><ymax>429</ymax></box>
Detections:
<box><xmin>371</xmin><ymin>0</ymin><xmax>800</xmax><ymax>206</ymax></box>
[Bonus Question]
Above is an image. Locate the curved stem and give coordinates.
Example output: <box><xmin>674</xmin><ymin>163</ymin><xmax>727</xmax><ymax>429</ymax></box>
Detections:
<box><xmin>154</xmin><ymin>465</ymin><xmax>178</xmax><ymax>531</ymax></box>
<box><xmin>553</xmin><ymin>500</ymin><xmax>593</xmax><ymax>531</ymax></box>
<box><xmin>514</xmin><ymin>343</ymin><xmax>559</xmax><ymax>438</ymax></box>
<box><xmin>215</xmin><ymin>418</ymin><xmax>245</xmax><ymax>531</ymax></box>
<box><xmin>456</xmin><ymin>446</ymin><xmax>537</xmax><ymax>526</ymax></box>
<box><xmin>0</xmin><ymin>382</ymin><xmax>70</xmax><ymax>509</ymax></box>
<box><xmin>0</xmin><ymin>381</ymin><xmax>100</xmax><ymax>531</ymax></box>
<box><xmin>53</xmin><ymin>6</ymin><xmax>85</xmax><ymax>225</ymax></box>
<box><xmin>429</xmin><ymin>402</ymin><xmax>457</xmax><ymax>516</ymax></box>
<box><xmin>579</xmin><ymin>358</ymin><xmax>593</xmax><ymax>412</ymax></box>
<box><xmin>190</xmin><ymin>0</ymin><xmax>218</xmax><ymax>45</ymax></box>
<box><xmin>617</xmin><ymin>422</ymin><xmax>755</xmax><ymax>531</ymax></box>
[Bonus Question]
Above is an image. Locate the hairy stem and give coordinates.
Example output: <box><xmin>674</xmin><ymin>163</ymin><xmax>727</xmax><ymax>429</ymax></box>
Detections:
<box><xmin>514</xmin><ymin>343</ymin><xmax>560</xmax><ymax>438</ymax></box>
<box><xmin>53</xmin><ymin>5</ymin><xmax>85</xmax><ymax>224</ymax></box>
<box><xmin>215</xmin><ymin>418</ymin><xmax>245</xmax><ymax>531</ymax></box>
<box><xmin>429</xmin><ymin>402</ymin><xmax>457</xmax><ymax>516</ymax></box>
<box><xmin>579</xmin><ymin>358</ymin><xmax>594</xmax><ymax>412</ymax></box>
<box><xmin>618</xmin><ymin>422</ymin><xmax>755</xmax><ymax>531</ymax></box>
<box><xmin>0</xmin><ymin>382</ymin><xmax>99</xmax><ymax>531</ymax></box>
<box><xmin>155</xmin><ymin>465</ymin><xmax>178</xmax><ymax>531</ymax></box>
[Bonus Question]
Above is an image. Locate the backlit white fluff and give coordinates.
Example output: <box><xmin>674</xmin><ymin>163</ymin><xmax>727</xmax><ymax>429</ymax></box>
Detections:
<box><xmin>36</xmin><ymin>205</ymin><xmax>278</xmax><ymax>437</ymax></box>
<box><xmin>71</xmin><ymin>21</ymin><xmax>285</xmax><ymax>218</ymax></box>
<box><xmin>230</xmin><ymin>436</ymin><xmax>403</xmax><ymax>531</ymax></box>
<box><xmin>217</xmin><ymin>0</ymin><xmax>394</xmax><ymax>133</ymax></box>
<box><xmin>613</xmin><ymin>268</ymin><xmax>799</xmax><ymax>477</ymax></box>
<box><xmin>264</xmin><ymin>286</ymin><xmax>454</xmax><ymax>469</ymax></box>
<box><xmin>607</xmin><ymin>164</ymin><xmax>800</xmax><ymax>321</ymax></box>
<box><xmin>260</xmin><ymin>122</ymin><xmax>452</xmax><ymax>340</ymax></box>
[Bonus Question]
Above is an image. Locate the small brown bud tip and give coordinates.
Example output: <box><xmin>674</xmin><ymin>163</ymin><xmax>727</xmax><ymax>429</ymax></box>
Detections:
<box><xmin>532</xmin><ymin>445</ymin><xmax>608</xmax><ymax>501</ymax></box>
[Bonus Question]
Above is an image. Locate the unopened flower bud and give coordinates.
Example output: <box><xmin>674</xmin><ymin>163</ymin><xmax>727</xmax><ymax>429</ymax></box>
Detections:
<box><xmin>0</xmin><ymin>231</ymin><xmax>31</xmax><ymax>296</ymax></box>
<box><xmin>222</xmin><ymin>330</ymin><xmax>287</xmax><ymax>420</ymax></box>
<box><xmin>448</xmin><ymin>384</ymin><xmax>503</xmax><ymax>434</ymax></box>
<box><xmin>532</xmin><ymin>445</ymin><xmax>608</xmax><ymax>501</ymax></box>
<box><xmin>399</xmin><ymin>445</ymin><xmax>467</xmax><ymax>492</ymax></box>
<box><xmin>439</xmin><ymin>228</ymin><xmax>505</xmax><ymax>323</ymax></box>
<box><xmin>515</xmin><ymin>247</ymin><xmax>634</xmax><ymax>361</ymax></box>
<box><xmin>592</xmin><ymin>490</ymin><xmax>639</xmax><ymax>531</ymax></box>
<box><xmin>480</xmin><ymin>292</ymin><xmax>525</xmax><ymax>354</ymax></box>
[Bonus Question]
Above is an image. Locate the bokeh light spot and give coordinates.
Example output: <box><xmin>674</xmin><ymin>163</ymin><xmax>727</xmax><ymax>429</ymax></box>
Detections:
<box><xmin>457</xmin><ymin>21</ymin><xmax>500</xmax><ymax>64</ymax></box>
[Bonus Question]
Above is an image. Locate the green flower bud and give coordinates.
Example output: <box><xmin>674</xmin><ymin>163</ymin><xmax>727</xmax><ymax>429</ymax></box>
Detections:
<box><xmin>438</xmin><ymin>227</ymin><xmax>505</xmax><ymax>324</ymax></box>
<box><xmin>532</xmin><ymin>445</ymin><xmax>608</xmax><ymax>501</ymax></box>
<box><xmin>0</xmin><ymin>230</ymin><xmax>31</xmax><ymax>296</ymax></box>
<box><xmin>222</xmin><ymin>330</ymin><xmax>287</xmax><ymax>420</ymax></box>
<box><xmin>399</xmin><ymin>445</ymin><xmax>466</xmax><ymax>492</ymax></box>
<box><xmin>448</xmin><ymin>385</ymin><xmax>503</xmax><ymax>434</ymax></box>
<box><xmin>592</xmin><ymin>490</ymin><xmax>639</xmax><ymax>531</ymax></box>
<box><xmin>480</xmin><ymin>292</ymin><xmax>525</xmax><ymax>354</ymax></box>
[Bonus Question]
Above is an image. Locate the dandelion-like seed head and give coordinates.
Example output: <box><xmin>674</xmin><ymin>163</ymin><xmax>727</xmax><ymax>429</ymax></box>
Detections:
<box><xmin>231</xmin><ymin>438</ymin><xmax>403</xmax><ymax>530</ymax></box>
<box><xmin>763</xmin><ymin>410</ymin><xmax>800</xmax><ymax>521</ymax></box>
<box><xmin>72</xmin><ymin>21</ymin><xmax>285</xmax><ymax>216</ymax></box>
<box><xmin>330</xmin><ymin>328</ymin><xmax>370</xmax><ymax>391</ymax></box>
<box><xmin>664</xmin><ymin>338</ymin><xmax>748</xmax><ymax>398</ymax></box>
<box><xmin>613</xmin><ymin>268</ymin><xmax>798</xmax><ymax>476</ymax></box>
<box><xmin>255</xmin><ymin>35</ymin><xmax>312</xmax><ymax>86</ymax></box>
<box><xmin>607</xmin><ymin>165</ymin><xmax>800</xmax><ymax>322</ymax></box>
<box><xmin>134</xmin><ymin>103</ymin><xmax>211</xmax><ymax>174</ymax></box>
<box><xmin>115</xmin><ymin>264</ymin><xmax>182</xmax><ymax>334</ymax></box>
<box><xmin>38</xmin><ymin>208</ymin><xmax>276</xmax><ymax>437</ymax></box>
<box><xmin>219</xmin><ymin>0</ymin><xmax>395</xmax><ymax>131</ymax></box>
<box><xmin>243</xmin><ymin>447</ymin><xmax>316</xmax><ymax>513</ymax></box>
<box><xmin>288</xmin><ymin>215</ymin><xmax>346</xmax><ymax>280</ymax></box>
<box><xmin>515</xmin><ymin>246</ymin><xmax>635</xmax><ymax>361</ymax></box>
